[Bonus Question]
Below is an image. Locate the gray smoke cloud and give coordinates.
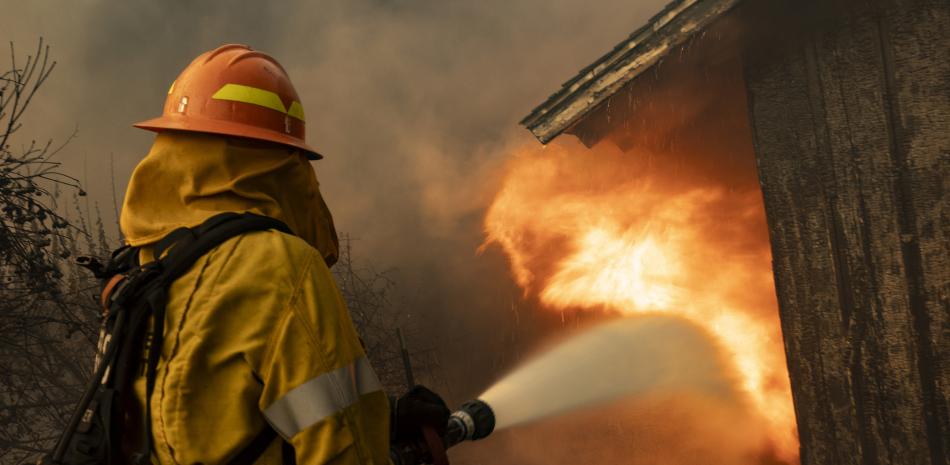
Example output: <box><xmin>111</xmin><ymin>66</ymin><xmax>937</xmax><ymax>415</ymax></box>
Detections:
<box><xmin>6</xmin><ymin>0</ymin><xmax>670</xmax><ymax>462</ymax></box>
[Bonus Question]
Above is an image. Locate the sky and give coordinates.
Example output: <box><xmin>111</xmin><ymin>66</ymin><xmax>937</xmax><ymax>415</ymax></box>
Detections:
<box><xmin>5</xmin><ymin>0</ymin><xmax>670</xmax><ymax>462</ymax></box>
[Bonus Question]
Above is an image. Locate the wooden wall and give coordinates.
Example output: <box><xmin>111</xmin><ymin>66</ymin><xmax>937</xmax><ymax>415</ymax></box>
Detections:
<box><xmin>744</xmin><ymin>1</ymin><xmax>948</xmax><ymax>463</ymax></box>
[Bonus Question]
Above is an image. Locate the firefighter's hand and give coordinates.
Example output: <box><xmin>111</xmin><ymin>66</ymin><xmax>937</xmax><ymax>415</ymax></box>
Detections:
<box><xmin>391</xmin><ymin>385</ymin><xmax>450</xmax><ymax>443</ymax></box>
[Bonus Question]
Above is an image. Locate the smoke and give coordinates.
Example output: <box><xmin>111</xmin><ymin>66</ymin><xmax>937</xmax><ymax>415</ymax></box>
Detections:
<box><xmin>5</xmin><ymin>0</ymin><xmax>669</xmax><ymax>394</ymax></box>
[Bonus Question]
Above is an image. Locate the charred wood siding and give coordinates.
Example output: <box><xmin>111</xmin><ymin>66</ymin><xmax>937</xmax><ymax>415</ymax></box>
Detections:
<box><xmin>745</xmin><ymin>1</ymin><xmax>949</xmax><ymax>464</ymax></box>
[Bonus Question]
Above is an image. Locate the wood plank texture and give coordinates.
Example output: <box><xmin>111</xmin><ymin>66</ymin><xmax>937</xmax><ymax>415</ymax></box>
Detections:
<box><xmin>745</xmin><ymin>1</ymin><xmax>948</xmax><ymax>464</ymax></box>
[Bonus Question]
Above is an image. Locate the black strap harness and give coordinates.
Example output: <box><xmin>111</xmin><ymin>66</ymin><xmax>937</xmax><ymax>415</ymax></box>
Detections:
<box><xmin>45</xmin><ymin>212</ymin><xmax>295</xmax><ymax>465</ymax></box>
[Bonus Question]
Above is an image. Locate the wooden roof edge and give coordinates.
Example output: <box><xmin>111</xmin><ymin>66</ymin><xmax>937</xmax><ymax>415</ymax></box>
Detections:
<box><xmin>520</xmin><ymin>0</ymin><xmax>742</xmax><ymax>144</ymax></box>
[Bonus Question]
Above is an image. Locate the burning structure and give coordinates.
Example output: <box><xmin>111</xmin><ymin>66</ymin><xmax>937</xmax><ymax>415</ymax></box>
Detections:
<box><xmin>484</xmin><ymin>0</ymin><xmax>947</xmax><ymax>464</ymax></box>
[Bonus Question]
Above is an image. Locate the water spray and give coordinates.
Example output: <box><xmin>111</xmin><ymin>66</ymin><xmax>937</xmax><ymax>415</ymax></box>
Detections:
<box><xmin>391</xmin><ymin>316</ymin><xmax>731</xmax><ymax>464</ymax></box>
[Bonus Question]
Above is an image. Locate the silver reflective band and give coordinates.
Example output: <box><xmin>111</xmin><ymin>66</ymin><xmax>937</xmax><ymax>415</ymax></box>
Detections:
<box><xmin>450</xmin><ymin>410</ymin><xmax>476</xmax><ymax>441</ymax></box>
<box><xmin>263</xmin><ymin>356</ymin><xmax>382</xmax><ymax>438</ymax></box>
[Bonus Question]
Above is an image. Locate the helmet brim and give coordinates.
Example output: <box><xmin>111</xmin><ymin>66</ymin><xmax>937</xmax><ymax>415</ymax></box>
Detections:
<box><xmin>134</xmin><ymin>114</ymin><xmax>323</xmax><ymax>160</ymax></box>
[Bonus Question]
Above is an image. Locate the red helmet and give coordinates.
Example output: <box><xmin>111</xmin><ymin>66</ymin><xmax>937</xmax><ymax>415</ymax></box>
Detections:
<box><xmin>134</xmin><ymin>44</ymin><xmax>321</xmax><ymax>159</ymax></box>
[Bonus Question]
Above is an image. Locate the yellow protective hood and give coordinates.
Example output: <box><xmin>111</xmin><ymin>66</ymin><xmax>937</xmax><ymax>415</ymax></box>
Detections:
<box><xmin>120</xmin><ymin>131</ymin><xmax>339</xmax><ymax>266</ymax></box>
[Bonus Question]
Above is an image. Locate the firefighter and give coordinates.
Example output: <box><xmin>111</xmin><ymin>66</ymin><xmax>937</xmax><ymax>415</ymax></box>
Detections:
<box><xmin>121</xmin><ymin>44</ymin><xmax>447</xmax><ymax>465</ymax></box>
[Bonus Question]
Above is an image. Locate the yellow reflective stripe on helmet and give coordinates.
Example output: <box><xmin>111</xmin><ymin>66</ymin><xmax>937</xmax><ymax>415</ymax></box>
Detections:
<box><xmin>211</xmin><ymin>84</ymin><xmax>306</xmax><ymax>122</ymax></box>
<box><xmin>263</xmin><ymin>356</ymin><xmax>382</xmax><ymax>438</ymax></box>
<box><xmin>168</xmin><ymin>81</ymin><xmax>176</xmax><ymax>94</ymax></box>
<box><xmin>212</xmin><ymin>83</ymin><xmax>288</xmax><ymax>115</ymax></box>
<box><xmin>287</xmin><ymin>101</ymin><xmax>305</xmax><ymax>121</ymax></box>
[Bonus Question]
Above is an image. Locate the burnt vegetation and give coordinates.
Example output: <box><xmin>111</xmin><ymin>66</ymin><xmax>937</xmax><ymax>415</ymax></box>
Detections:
<box><xmin>333</xmin><ymin>236</ymin><xmax>442</xmax><ymax>394</ymax></box>
<box><xmin>0</xmin><ymin>40</ymin><xmax>104</xmax><ymax>464</ymax></box>
<box><xmin>0</xmin><ymin>41</ymin><xmax>435</xmax><ymax>464</ymax></box>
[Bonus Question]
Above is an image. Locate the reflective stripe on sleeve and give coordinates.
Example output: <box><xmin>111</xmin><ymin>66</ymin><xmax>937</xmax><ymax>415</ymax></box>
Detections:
<box><xmin>263</xmin><ymin>356</ymin><xmax>383</xmax><ymax>438</ymax></box>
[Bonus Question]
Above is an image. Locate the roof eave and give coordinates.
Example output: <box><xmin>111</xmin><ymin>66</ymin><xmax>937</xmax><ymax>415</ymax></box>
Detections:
<box><xmin>521</xmin><ymin>0</ymin><xmax>743</xmax><ymax>144</ymax></box>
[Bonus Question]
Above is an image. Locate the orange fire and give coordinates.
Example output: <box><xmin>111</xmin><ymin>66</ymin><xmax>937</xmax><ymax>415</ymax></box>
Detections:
<box><xmin>483</xmin><ymin>139</ymin><xmax>798</xmax><ymax>462</ymax></box>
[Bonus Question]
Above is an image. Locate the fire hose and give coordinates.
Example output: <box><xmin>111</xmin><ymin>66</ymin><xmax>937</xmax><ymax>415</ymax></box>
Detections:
<box><xmin>390</xmin><ymin>399</ymin><xmax>496</xmax><ymax>465</ymax></box>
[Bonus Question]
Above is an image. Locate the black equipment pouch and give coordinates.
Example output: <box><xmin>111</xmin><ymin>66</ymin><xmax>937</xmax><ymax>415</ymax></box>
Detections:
<box><xmin>42</xmin><ymin>212</ymin><xmax>295</xmax><ymax>465</ymax></box>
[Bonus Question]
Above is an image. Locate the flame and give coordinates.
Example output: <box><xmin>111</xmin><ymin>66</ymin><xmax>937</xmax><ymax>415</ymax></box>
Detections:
<box><xmin>484</xmin><ymin>139</ymin><xmax>798</xmax><ymax>462</ymax></box>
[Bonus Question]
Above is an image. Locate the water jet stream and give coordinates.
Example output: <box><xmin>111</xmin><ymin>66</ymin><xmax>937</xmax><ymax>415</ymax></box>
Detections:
<box><xmin>478</xmin><ymin>315</ymin><xmax>732</xmax><ymax>431</ymax></box>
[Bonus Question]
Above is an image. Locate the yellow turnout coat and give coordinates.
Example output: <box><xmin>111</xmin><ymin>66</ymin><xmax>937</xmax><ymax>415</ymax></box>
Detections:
<box><xmin>119</xmin><ymin>132</ymin><xmax>390</xmax><ymax>465</ymax></box>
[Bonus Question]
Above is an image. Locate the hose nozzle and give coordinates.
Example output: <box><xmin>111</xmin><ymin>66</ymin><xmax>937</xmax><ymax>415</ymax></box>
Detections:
<box><xmin>445</xmin><ymin>400</ymin><xmax>495</xmax><ymax>446</ymax></box>
<box><xmin>390</xmin><ymin>399</ymin><xmax>496</xmax><ymax>465</ymax></box>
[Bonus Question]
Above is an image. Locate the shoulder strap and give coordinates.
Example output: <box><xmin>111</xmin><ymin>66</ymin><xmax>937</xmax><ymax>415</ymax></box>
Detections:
<box><xmin>52</xmin><ymin>213</ymin><xmax>296</xmax><ymax>465</ymax></box>
<box><xmin>134</xmin><ymin>212</ymin><xmax>294</xmax><ymax>465</ymax></box>
<box><xmin>154</xmin><ymin>212</ymin><xmax>292</xmax><ymax>281</ymax></box>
